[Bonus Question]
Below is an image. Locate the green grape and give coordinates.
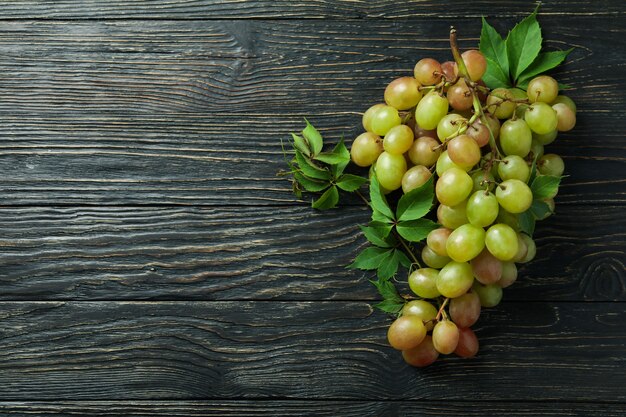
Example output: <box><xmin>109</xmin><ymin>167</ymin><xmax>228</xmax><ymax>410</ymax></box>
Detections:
<box><xmin>496</xmin><ymin>209</ymin><xmax>520</xmax><ymax>231</ymax></box>
<box><xmin>422</xmin><ymin>245</ymin><xmax>451</xmax><ymax>269</ymax></box>
<box><xmin>447</xmin><ymin>79</ymin><xmax>473</xmax><ymax>111</ymax></box>
<box><xmin>427</xmin><ymin>227</ymin><xmax>452</xmax><ymax>257</ymax></box>
<box><xmin>350</xmin><ymin>132</ymin><xmax>383</xmax><ymax>167</ymax></box>
<box><xmin>402</xmin><ymin>300</ymin><xmax>438</xmax><ymax>331</ymax></box>
<box><xmin>533</xmin><ymin>129</ymin><xmax>558</xmax><ymax>146</ymax></box>
<box><xmin>402</xmin><ymin>165</ymin><xmax>431</xmax><ymax>193</ymax></box>
<box><xmin>498</xmin><ymin>262</ymin><xmax>518</xmax><ymax>288</ymax></box>
<box><xmin>537</xmin><ymin>154</ymin><xmax>565</xmax><ymax>177</ymax></box>
<box><xmin>461</xmin><ymin>50</ymin><xmax>487</xmax><ymax>81</ymax></box>
<box><xmin>408</xmin><ymin>268</ymin><xmax>441</xmax><ymax>299</ymax></box>
<box><xmin>445</xmin><ymin>223</ymin><xmax>486</xmax><ymax>262</ymax></box>
<box><xmin>552</xmin><ymin>103</ymin><xmax>577</xmax><ymax>132</ymax></box>
<box><xmin>485</xmin><ymin>223</ymin><xmax>519</xmax><ymax>261</ymax></box>
<box><xmin>440</xmin><ymin>60</ymin><xmax>458</xmax><ymax>83</ymax></box>
<box><xmin>472</xmin><ymin>281</ymin><xmax>503</xmax><ymax>307</ymax></box>
<box><xmin>371</xmin><ymin>105</ymin><xmax>401</xmax><ymax>136</ymax></box>
<box><xmin>447</xmin><ymin>135</ymin><xmax>481</xmax><ymax>169</ymax></box>
<box><xmin>497</xmin><ymin>155</ymin><xmax>530</xmax><ymax>182</ymax></box>
<box><xmin>437</xmin><ymin>113</ymin><xmax>467</xmax><ymax>142</ymax></box>
<box><xmin>437</xmin><ymin>261</ymin><xmax>474</xmax><ymax>298</ymax></box>
<box><xmin>436</xmin><ymin>150</ymin><xmax>465</xmax><ymax>176</ymax></box>
<box><xmin>499</xmin><ymin>119</ymin><xmax>532</xmax><ymax>157</ymax></box>
<box><xmin>530</xmin><ymin>138</ymin><xmax>545</xmax><ymax>160</ymax></box>
<box><xmin>525</xmin><ymin>102</ymin><xmax>558</xmax><ymax>135</ymax></box>
<box><xmin>402</xmin><ymin>335</ymin><xmax>439</xmax><ymax>367</ymax></box>
<box><xmin>362</xmin><ymin>103</ymin><xmax>386</xmax><ymax>132</ymax></box>
<box><xmin>383</xmin><ymin>124</ymin><xmax>414</xmax><ymax>155</ymax></box>
<box><xmin>466</xmin><ymin>190</ymin><xmax>499</xmax><ymax>227</ymax></box>
<box><xmin>432</xmin><ymin>320</ymin><xmax>460</xmax><ymax>354</ymax></box>
<box><xmin>551</xmin><ymin>95</ymin><xmax>577</xmax><ymax>113</ymax></box>
<box><xmin>527</xmin><ymin>75</ymin><xmax>559</xmax><ymax>103</ymax></box>
<box><xmin>437</xmin><ymin>202</ymin><xmax>469</xmax><ymax>229</ymax></box>
<box><xmin>376</xmin><ymin>151</ymin><xmax>407</xmax><ymax>191</ymax></box>
<box><xmin>486</xmin><ymin>88</ymin><xmax>516</xmax><ymax>119</ymax></box>
<box><xmin>387</xmin><ymin>315</ymin><xmax>427</xmax><ymax>350</ymax></box>
<box><xmin>496</xmin><ymin>179</ymin><xmax>533</xmax><ymax>213</ymax></box>
<box><xmin>520</xmin><ymin>234</ymin><xmax>536</xmax><ymax>263</ymax></box>
<box><xmin>510</xmin><ymin>87</ymin><xmax>529</xmax><ymax>119</ymax></box>
<box><xmin>481</xmin><ymin>114</ymin><xmax>501</xmax><ymax>139</ymax></box>
<box><xmin>449</xmin><ymin>292</ymin><xmax>481</xmax><ymax>328</ymax></box>
<box><xmin>471</xmin><ymin>170</ymin><xmax>495</xmax><ymax>193</ymax></box>
<box><xmin>436</xmin><ymin>167</ymin><xmax>473</xmax><ymax>206</ymax></box>
<box><xmin>415</xmin><ymin>91</ymin><xmax>450</xmax><ymax>130</ymax></box>
<box><xmin>511</xmin><ymin>233</ymin><xmax>528</xmax><ymax>263</ymax></box>
<box><xmin>471</xmin><ymin>248</ymin><xmax>502</xmax><ymax>284</ymax></box>
<box><xmin>455</xmin><ymin>327</ymin><xmax>479</xmax><ymax>358</ymax></box>
<box><xmin>408</xmin><ymin>136</ymin><xmax>441</xmax><ymax>167</ymax></box>
<box><xmin>467</xmin><ymin>121</ymin><xmax>490</xmax><ymax>147</ymax></box>
<box><xmin>414</xmin><ymin>58</ymin><xmax>443</xmax><ymax>86</ymax></box>
<box><xmin>384</xmin><ymin>76</ymin><xmax>423</xmax><ymax>110</ymax></box>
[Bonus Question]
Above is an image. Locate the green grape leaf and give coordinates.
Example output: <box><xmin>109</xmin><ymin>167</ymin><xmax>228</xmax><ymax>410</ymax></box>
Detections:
<box><xmin>480</xmin><ymin>17</ymin><xmax>511</xmax><ymax>88</ymax></box>
<box><xmin>396</xmin><ymin>250</ymin><xmax>412</xmax><ymax>268</ymax></box>
<box><xmin>506</xmin><ymin>8</ymin><xmax>542</xmax><ymax>81</ymax></box>
<box><xmin>396</xmin><ymin>176</ymin><xmax>434</xmax><ymax>222</ymax></box>
<box><xmin>529</xmin><ymin>199</ymin><xmax>552</xmax><ymax>220</ymax></box>
<box><xmin>370</xmin><ymin>277</ymin><xmax>405</xmax><ymax>314</ymax></box>
<box><xmin>311</xmin><ymin>185</ymin><xmax>339</xmax><ymax>210</ymax></box>
<box><xmin>518</xmin><ymin>210</ymin><xmax>536</xmax><ymax>236</ymax></box>
<box><xmin>315</xmin><ymin>151</ymin><xmax>349</xmax><ymax>165</ymax></box>
<box><xmin>294</xmin><ymin>150</ymin><xmax>331</xmax><ymax>181</ymax></box>
<box><xmin>372</xmin><ymin>209</ymin><xmax>394</xmax><ymax>224</ymax></box>
<box><xmin>330</xmin><ymin>138</ymin><xmax>350</xmax><ymax>177</ymax></box>
<box><xmin>370</xmin><ymin>174</ymin><xmax>395</xmax><ymax>221</ymax></box>
<box><xmin>336</xmin><ymin>174</ymin><xmax>367</xmax><ymax>192</ymax></box>
<box><xmin>293</xmin><ymin>172</ymin><xmax>329</xmax><ymax>193</ymax></box>
<box><xmin>373</xmin><ymin>299</ymin><xmax>405</xmax><ymax>314</ymax></box>
<box><xmin>348</xmin><ymin>247</ymin><xmax>393</xmax><ymax>270</ymax></box>
<box><xmin>396</xmin><ymin>218</ymin><xmax>439</xmax><ymax>242</ymax></box>
<box><xmin>359</xmin><ymin>221</ymin><xmax>394</xmax><ymax>248</ymax></box>
<box><xmin>377</xmin><ymin>249</ymin><xmax>402</xmax><ymax>280</ymax></box>
<box><xmin>517</xmin><ymin>49</ymin><xmax>573</xmax><ymax>86</ymax></box>
<box><xmin>302</xmin><ymin>119</ymin><xmax>323</xmax><ymax>156</ymax></box>
<box><xmin>291</xmin><ymin>133</ymin><xmax>311</xmax><ymax>157</ymax></box>
<box><xmin>531</xmin><ymin>175</ymin><xmax>561</xmax><ymax>200</ymax></box>
<box><xmin>482</xmin><ymin>57</ymin><xmax>512</xmax><ymax>89</ymax></box>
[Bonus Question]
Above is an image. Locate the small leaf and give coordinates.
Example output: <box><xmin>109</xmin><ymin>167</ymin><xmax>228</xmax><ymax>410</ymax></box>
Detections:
<box><xmin>293</xmin><ymin>172</ymin><xmax>329</xmax><ymax>193</ymax></box>
<box><xmin>302</xmin><ymin>119</ymin><xmax>323</xmax><ymax>156</ymax></box>
<box><xmin>531</xmin><ymin>175</ymin><xmax>561</xmax><ymax>200</ymax></box>
<box><xmin>480</xmin><ymin>17</ymin><xmax>510</xmax><ymax>87</ymax></box>
<box><xmin>377</xmin><ymin>249</ymin><xmax>401</xmax><ymax>280</ymax></box>
<box><xmin>529</xmin><ymin>199</ymin><xmax>552</xmax><ymax>220</ymax></box>
<box><xmin>372</xmin><ymin>209</ymin><xmax>394</xmax><ymax>224</ymax></box>
<box><xmin>291</xmin><ymin>133</ymin><xmax>311</xmax><ymax>157</ymax></box>
<box><xmin>529</xmin><ymin>154</ymin><xmax>539</xmax><ymax>184</ymax></box>
<box><xmin>396</xmin><ymin>250</ymin><xmax>412</xmax><ymax>268</ymax></box>
<box><xmin>373</xmin><ymin>299</ymin><xmax>405</xmax><ymax>314</ymax></box>
<box><xmin>349</xmin><ymin>247</ymin><xmax>393</xmax><ymax>270</ymax></box>
<box><xmin>396</xmin><ymin>218</ymin><xmax>439</xmax><ymax>242</ymax></box>
<box><xmin>370</xmin><ymin>174</ymin><xmax>395</xmax><ymax>221</ymax></box>
<box><xmin>370</xmin><ymin>277</ymin><xmax>404</xmax><ymax>303</ymax></box>
<box><xmin>506</xmin><ymin>9</ymin><xmax>542</xmax><ymax>80</ymax></box>
<box><xmin>311</xmin><ymin>185</ymin><xmax>339</xmax><ymax>210</ymax></box>
<box><xmin>295</xmin><ymin>150</ymin><xmax>331</xmax><ymax>181</ymax></box>
<box><xmin>336</xmin><ymin>174</ymin><xmax>367</xmax><ymax>192</ymax></box>
<box><xmin>482</xmin><ymin>57</ymin><xmax>513</xmax><ymax>89</ymax></box>
<box><xmin>331</xmin><ymin>138</ymin><xmax>350</xmax><ymax>177</ymax></box>
<box><xmin>396</xmin><ymin>176</ymin><xmax>434</xmax><ymax>221</ymax></box>
<box><xmin>315</xmin><ymin>151</ymin><xmax>350</xmax><ymax>166</ymax></box>
<box><xmin>360</xmin><ymin>221</ymin><xmax>394</xmax><ymax>248</ymax></box>
<box><xmin>518</xmin><ymin>210</ymin><xmax>536</xmax><ymax>236</ymax></box>
<box><xmin>517</xmin><ymin>49</ymin><xmax>572</xmax><ymax>86</ymax></box>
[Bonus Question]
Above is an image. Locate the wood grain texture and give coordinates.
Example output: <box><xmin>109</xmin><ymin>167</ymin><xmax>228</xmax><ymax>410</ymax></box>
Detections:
<box><xmin>2</xmin><ymin>400</ymin><xmax>626</xmax><ymax>416</ymax></box>
<box><xmin>0</xmin><ymin>1</ymin><xmax>623</xmax><ymax>19</ymax></box>
<box><xmin>0</xmin><ymin>301</ymin><xmax>625</xmax><ymax>400</ymax></box>
<box><xmin>0</xmin><ymin>206</ymin><xmax>623</xmax><ymax>301</ymax></box>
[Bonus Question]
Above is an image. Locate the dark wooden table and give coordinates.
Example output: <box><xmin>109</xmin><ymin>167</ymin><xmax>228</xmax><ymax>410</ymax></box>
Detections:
<box><xmin>0</xmin><ymin>1</ymin><xmax>624</xmax><ymax>416</ymax></box>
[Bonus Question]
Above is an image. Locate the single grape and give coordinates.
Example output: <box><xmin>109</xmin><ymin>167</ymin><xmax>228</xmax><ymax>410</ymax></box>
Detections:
<box><xmin>408</xmin><ymin>268</ymin><xmax>441</xmax><ymax>299</ymax></box>
<box><xmin>437</xmin><ymin>261</ymin><xmax>474</xmax><ymax>298</ymax></box>
<box><xmin>436</xmin><ymin>167</ymin><xmax>473</xmax><ymax>206</ymax></box>
<box><xmin>486</xmin><ymin>88</ymin><xmax>516</xmax><ymax>119</ymax></box>
<box><xmin>455</xmin><ymin>327</ymin><xmax>479</xmax><ymax>358</ymax></box>
<box><xmin>402</xmin><ymin>335</ymin><xmax>439</xmax><ymax>367</ymax></box>
<box><xmin>525</xmin><ymin>102</ymin><xmax>558</xmax><ymax>135</ymax></box>
<box><xmin>376</xmin><ymin>151</ymin><xmax>407</xmax><ymax>191</ymax></box>
<box><xmin>408</xmin><ymin>136</ymin><xmax>441</xmax><ymax>167</ymax></box>
<box><xmin>415</xmin><ymin>91</ymin><xmax>449</xmax><ymax>130</ymax></box>
<box><xmin>445</xmin><ymin>223</ymin><xmax>486</xmax><ymax>262</ymax></box>
<box><xmin>447</xmin><ymin>79</ymin><xmax>473</xmax><ymax>111</ymax></box>
<box><xmin>497</xmin><ymin>155</ymin><xmax>530</xmax><ymax>182</ymax></box>
<box><xmin>552</xmin><ymin>103</ymin><xmax>576</xmax><ymax>132</ymax></box>
<box><xmin>447</xmin><ymin>135</ymin><xmax>481</xmax><ymax>168</ymax></box>
<box><xmin>422</xmin><ymin>245</ymin><xmax>451</xmax><ymax>269</ymax></box>
<box><xmin>350</xmin><ymin>132</ymin><xmax>383</xmax><ymax>167</ymax></box>
<box><xmin>527</xmin><ymin>75</ymin><xmax>559</xmax><ymax>103</ymax></box>
<box><xmin>537</xmin><ymin>154</ymin><xmax>565</xmax><ymax>177</ymax></box>
<box><xmin>371</xmin><ymin>105</ymin><xmax>401</xmax><ymax>136</ymax></box>
<box><xmin>427</xmin><ymin>227</ymin><xmax>453</xmax><ymax>257</ymax></box>
<box><xmin>511</xmin><ymin>233</ymin><xmax>529</xmax><ymax>263</ymax></box>
<box><xmin>402</xmin><ymin>165</ymin><xmax>431</xmax><ymax>193</ymax></box>
<box><xmin>414</xmin><ymin>58</ymin><xmax>443</xmax><ymax>86</ymax></box>
<box><xmin>440</xmin><ymin>60</ymin><xmax>458</xmax><ymax>83</ymax></box>
<box><xmin>449</xmin><ymin>292</ymin><xmax>481</xmax><ymax>328</ymax></box>
<box><xmin>510</xmin><ymin>87</ymin><xmax>529</xmax><ymax>119</ymax></box>
<box><xmin>530</xmin><ymin>138</ymin><xmax>545</xmax><ymax>160</ymax></box>
<box><xmin>467</xmin><ymin>121</ymin><xmax>490</xmax><ymax>147</ymax></box>
<box><xmin>437</xmin><ymin>202</ymin><xmax>469</xmax><ymax>229</ymax></box>
<box><xmin>499</xmin><ymin>119</ymin><xmax>532</xmax><ymax>157</ymax></box>
<box><xmin>471</xmin><ymin>170</ymin><xmax>495</xmax><ymax>193</ymax></box>
<box><xmin>432</xmin><ymin>320</ymin><xmax>460</xmax><ymax>354</ymax></box>
<box><xmin>520</xmin><ymin>234</ymin><xmax>536</xmax><ymax>263</ymax></box>
<box><xmin>466</xmin><ymin>190</ymin><xmax>499</xmax><ymax>228</ymax></box>
<box><xmin>384</xmin><ymin>76</ymin><xmax>423</xmax><ymax>110</ymax></box>
<box><xmin>383</xmin><ymin>124</ymin><xmax>414</xmax><ymax>155</ymax></box>
<box><xmin>496</xmin><ymin>179</ymin><xmax>533</xmax><ymax>213</ymax></box>
<box><xmin>485</xmin><ymin>223</ymin><xmax>519</xmax><ymax>261</ymax></box>
<box><xmin>498</xmin><ymin>262</ymin><xmax>518</xmax><ymax>288</ymax></box>
<box><xmin>472</xmin><ymin>281</ymin><xmax>503</xmax><ymax>307</ymax></box>
<box><xmin>551</xmin><ymin>95</ymin><xmax>577</xmax><ymax>113</ymax></box>
<box><xmin>437</xmin><ymin>113</ymin><xmax>467</xmax><ymax>142</ymax></box>
<box><xmin>481</xmin><ymin>114</ymin><xmax>501</xmax><ymax>139</ymax></box>
<box><xmin>362</xmin><ymin>103</ymin><xmax>386</xmax><ymax>132</ymax></box>
<box><xmin>413</xmin><ymin>123</ymin><xmax>438</xmax><ymax>139</ymax></box>
<box><xmin>496</xmin><ymin>209</ymin><xmax>520</xmax><ymax>231</ymax></box>
<box><xmin>461</xmin><ymin>50</ymin><xmax>487</xmax><ymax>81</ymax></box>
<box><xmin>387</xmin><ymin>315</ymin><xmax>427</xmax><ymax>350</ymax></box>
<box><xmin>402</xmin><ymin>300</ymin><xmax>438</xmax><ymax>331</ymax></box>
<box><xmin>471</xmin><ymin>248</ymin><xmax>503</xmax><ymax>284</ymax></box>
<box><xmin>436</xmin><ymin>150</ymin><xmax>465</xmax><ymax>176</ymax></box>
<box><xmin>533</xmin><ymin>129</ymin><xmax>558</xmax><ymax>146</ymax></box>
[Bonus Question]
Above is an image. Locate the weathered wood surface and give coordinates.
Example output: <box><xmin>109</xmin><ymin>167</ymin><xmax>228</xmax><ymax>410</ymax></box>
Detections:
<box><xmin>0</xmin><ymin>301</ymin><xmax>625</xmax><ymax>400</ymax></box>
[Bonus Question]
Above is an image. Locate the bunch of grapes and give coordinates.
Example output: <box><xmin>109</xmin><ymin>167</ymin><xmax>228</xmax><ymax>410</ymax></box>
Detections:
<box><xmin>350</xmin><ymin>39</ymin><xmax>576</xmax><ymax>366</ymax></box>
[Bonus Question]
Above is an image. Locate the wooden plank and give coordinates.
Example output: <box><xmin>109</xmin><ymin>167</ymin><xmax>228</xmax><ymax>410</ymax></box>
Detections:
<box><xmin>0</xmin><ymin>1</ymin><xmax>622</xmax><ymax>19</ymax></box>
<box><xmin>0</xmin><ymin>301</ymin><xmax>624</xmax><ymax>400</ymax></box>
<box><xmin>1</xmin><ymin>400</ymin><xmax>626</xmax><ymax>416</ymax></box>
<box><xmin>0</xmin><ymin>206</ymin><xmax>623</xmax><ymax>301</ymax></box>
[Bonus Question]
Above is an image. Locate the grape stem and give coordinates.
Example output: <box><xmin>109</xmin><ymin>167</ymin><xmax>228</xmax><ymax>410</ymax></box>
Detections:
<box><xmin>435</xmin><ymin>297</ymin><xmax>450</xmax><ymax>321</ymax></box>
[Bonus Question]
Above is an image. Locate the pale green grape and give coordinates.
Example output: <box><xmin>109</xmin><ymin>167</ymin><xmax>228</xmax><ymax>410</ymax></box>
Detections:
<box><xmin>486</xmin><ymin>88</ymin><xmax>516</xmax><ymax>119</ymax></box>
<box><xmin>371</xmin><ymin>105</ymin><xmax>401</xmax><ymax>136</ymax></box>
<box><xmin>436</xmin><ymin>167</ymin><xmax>473</xmax><ymax>206</ymax></box>
<box><xmin>496</xmin><ymin>209</ymin><xmax>520</xmax><ymax>231</ymax></box>
<box><xmin>432</xmin><ymin>320</ymin><xmax>460</xmax><ymax>354</ymax></box>
<box><xmin>497</xmin><ymin>155</ymin><xmax>530</xmax><ymax>182</ymax></box>
<box><xmin>402</xmin><ymin>300</ymin><xmax>438</xmax><ymax>331</ymax></box>
<box><xmin>510</xmin><ymin>87</ymin><xmax>529</xmax><ymax>118</ymax></box>
<box><xmin>427</xmin><ymin>227</ymin><xmax>452</xmax><ymax>257</ymax></box>
<box><xmin>376</xmin><ymin>151</ymin><xmax>407</xmax><ymax>191</ymax></box>
<box><xmin>499</xmin><ymin>119</ymin><xmax>532</xmax><ymax>157</ymax></box>
<box><xmin>414</xmin><ymin>58</ymin><xmax>442</xmax><ymax>86</ymax></box>
<box><xmin>415</xmin><ymin>91</ymin><xmax>449</xmax><ymax>130</ymax></box>
<box><xmin>422</xmin><ymin>246</ymin><xmax>451</xmax><ymax>269</ymax></box>
<box><xmin>408</xmin><ymin>268</ymin><xmax>441</xmax><ymax>299</ymax></box>
<box><xmin>350</xmin><ymin>132</ymin><xmax>383</xmax><ymax>167</ymax></box>
<box><xmin>551</xmin><ymin>95</ymin><xmax>577</xmax><ymax>113</ymax></box>
<box><xmin>520</xmin><ymin>234</ymin><xmax>536</xmax><ymax>263</ymax></box>
<box><xmin>525</xmin><ymin>102</ymin><xmax>558</xmax><ymax>135</ymax></box>
<box><xmin>533</xmin><ymin>129</ymin><xmax>558</xmax><ymax>146</ymax></box>
<box><xmin>437</xmin><ymin>202</ymin><xmax>469</xmax><ymax>229</ymax></box>
<box><xmin>402</xmin><ymin>165</ymin><xmax>431</xmax><ymax>193</ymax></box>
<box><xmin>387</xmin><ymin>315</ymin><xmax>426</xmax><ymax>350</ymax></box>
<box><xmin>384</xmin><ymin>76</ymin><xmax>423</xmax><ymax>110</ymax></box>
<box><xmin>538</xmin><ymin>154</ymin><xmax>565</xmax><ymax>177</ymax></box>
<box><xmin>437</xmin><ymin>261</ymin><xmax>474</xmax><ymax>298</ymax></box>
<box><xmin>408</xmin><ymin>136</ymin><xmax>441</xmax><ymax>167</ymax></box>
<box><xmin>511</xmin><ymin>233</ymin><xmax>528</xmax><ymax>262</ymax></box>
<box><xmin>383</xmin><ymin>124</ymin><xmax>414</xmax><ymax>155</ymax></box>
<box><xmin>445</xmin><ymin>223</ymin><xmax>486</xmax><ymax>262</ymax></box>
<box><xmin>496</xmin><ymin>179</ymin><xmax>533</xmax><ymax>213</ymax></box>
<box><xmin>437</xmin><ymin>113</ymin><xmax>467</xmax><ymax>142</ymax></box>
<box><xmin>498</xmin><ymin>261</ymin><xmax>518</xmax><ymax>288</ymax></box>
<box><xmin>472</xmin><ymin>281</ymin><xmax>503</xmax><ymax>307</ymax></box>
<box><xmin>471</xmin><ymin>170</ymin><xmax>495</xmax><ymax>193</ymax></box>
<box><xmin>436</xmin><ymin>150</ymin><xmax>465</xmax><ymax>176</ymax></box>
<box><xmin>485</xmin><ymin>223</ymin><xmax>519</xmax><ymax>261</ymax></box>
<box><xmin>527</xmin><ymin>75</ymin><xmax>558</xmax><ymax>103</ymax></box>
<box><xmin>466</xmin><ymin>190</ymin><xmax>499</xmax><ymax>227</ymax></box>
<box><xmin>552</xmin><ymin>103</ymin><xmax>576</xmax><ymax>132</ymax></box>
